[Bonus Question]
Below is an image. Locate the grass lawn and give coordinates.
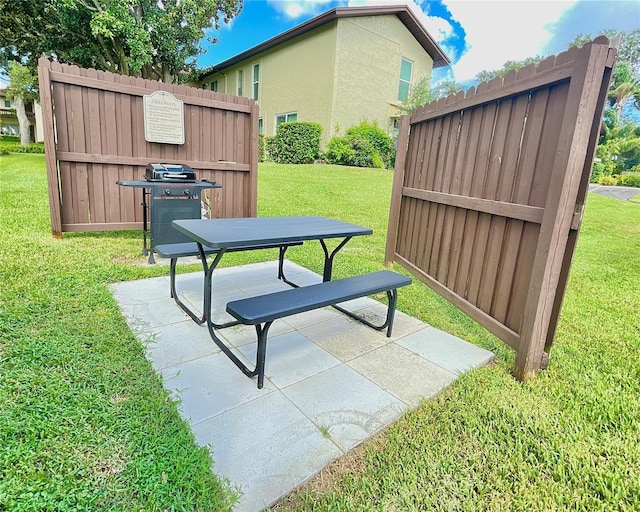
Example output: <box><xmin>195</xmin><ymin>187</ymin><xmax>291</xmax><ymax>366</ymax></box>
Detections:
<box><xmin>1</xmin><ymin>155</ymin><xmax>639</xmax><ymax>510</ymax></box>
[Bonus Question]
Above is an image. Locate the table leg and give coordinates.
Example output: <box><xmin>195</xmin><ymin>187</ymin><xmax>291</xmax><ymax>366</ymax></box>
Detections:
<box><xmin>319</xmin><ymin>237</ymin><xmax>352</xmax><ymax>281</ymax></box>
<box><xmin>200</xmin><ymin>243</ymin><xmax>266</xmax><ymax>384</ymax></box>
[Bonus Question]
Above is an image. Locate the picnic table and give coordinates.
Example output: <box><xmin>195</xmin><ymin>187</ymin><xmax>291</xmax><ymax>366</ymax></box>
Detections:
<box><xmin>171</xmin><ymin>215</ymin><xmax>410</xmax><ymax>387</ymax></box>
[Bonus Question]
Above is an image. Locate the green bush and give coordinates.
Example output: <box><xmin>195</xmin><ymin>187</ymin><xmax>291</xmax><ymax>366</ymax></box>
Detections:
<box><xmin>345</xmin><ymin>121</ymin><xmax>395</xmax><ymax>168</ymax></box>
<box><xmin>264</xmin><ymin>136</ymin><xmax>276</xmax><ymax>162</ymax></box>
<box><xmin>325</xmin><ymin>120</ymin><xmax>395</xmax><ymax>169</ymax></box>
<box><xmin>0</xmin><ymin>135</ymin><xmax>20</xmax><ymax>143</ymax></box>
<box><xmin>268</xmin><ymin>122</ymin><xmax>322</xmax><ymax>164</ymax></box>
<box><xmin>618</xmin><ymin>173</ymin><xmax>640</xmax><ymax>187</ymax></box>
<box><xmin>258</xmin><ymin>133</ymin><xmax>266</xmax><ymax>162</ymax></box>
<box><xmin>597</xmin><ymin>175</ymin><xmax>617</xmax><ymax>186</ymax></box>
<box><xmin>0</xmin><ymin>141</ymin><xmax>45</xmax><ymax>154</ymax></box>
<box><xmin>324</xmin><ymin>136</ymin><xmax>356</xmax><ymax>166</ymax></box>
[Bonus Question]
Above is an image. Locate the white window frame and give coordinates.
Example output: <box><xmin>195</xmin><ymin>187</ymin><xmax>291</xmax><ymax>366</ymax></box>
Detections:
<box><xmin>397</xmin><ymin>57</ymin><xmax>413</xmax><ymax>102</ymax></box>
<box><xmin>275</xmin><ymin>112</ymin><xmax>298</xmax><ymax>131</ymax></box>
<box><xmin>237</xmin><ymin>69</ymin><xmax>243</xmax><ymax>96</ymax></box>
<box><xmin>252</xmin><ymin>64</ymin><xmax>260</xmax><ymax>101</ymax></box>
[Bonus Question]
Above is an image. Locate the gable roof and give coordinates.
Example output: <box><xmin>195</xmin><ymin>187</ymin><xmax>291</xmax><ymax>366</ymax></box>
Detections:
<box><xmin>198</xmin><ymin>4</ymin><xmax>450</xmax><ymax>79</ymax></box>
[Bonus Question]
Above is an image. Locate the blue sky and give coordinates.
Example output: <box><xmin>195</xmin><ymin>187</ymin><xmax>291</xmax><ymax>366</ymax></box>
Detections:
<box><xmin>199</xmin><ymin>0</ymin><xmax>640</xmax><ymax>84</ymax></box>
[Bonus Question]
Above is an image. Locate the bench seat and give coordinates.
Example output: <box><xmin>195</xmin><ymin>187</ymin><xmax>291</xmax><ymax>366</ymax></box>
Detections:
<box><xmin>226</xmin><ymin>270</ymin><xmax>412</xmax><ymax>388</ymax></box>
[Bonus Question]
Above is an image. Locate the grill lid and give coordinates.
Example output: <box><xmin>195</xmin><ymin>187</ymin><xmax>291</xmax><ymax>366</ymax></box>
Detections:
<box><xmin>145</xmin><ymin>163</ymin><xmax>196</xmax><ymax>182</ymax></box>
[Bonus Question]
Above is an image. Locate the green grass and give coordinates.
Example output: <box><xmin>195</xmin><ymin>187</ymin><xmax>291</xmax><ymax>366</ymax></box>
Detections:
<box><xmin>0</xmin><ymin>155</ymin><xmax>236</xmax><ymax>510</ymax></box>
<box><xmin>1</xmin><ymin>156</ymin><xmax>639</xmax><ymax>510</ymax></box>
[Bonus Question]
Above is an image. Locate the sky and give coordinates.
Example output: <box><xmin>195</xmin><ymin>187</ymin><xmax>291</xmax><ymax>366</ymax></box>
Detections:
<box><xmin>198</xmin><ymin>0</ymin><xmax>640</xmax><ymax>85</ymax></box>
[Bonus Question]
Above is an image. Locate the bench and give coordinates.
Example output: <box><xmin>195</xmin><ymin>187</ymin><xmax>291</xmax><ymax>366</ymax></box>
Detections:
<box><xmin>155</xmin><ymin>241</ymin><xmax>303</xmax><ymax>324</ymax></box>
<box><xmin>226</xmin><ymin>270</ymin><xmax>412</xmax><ymax>388</ymax></box>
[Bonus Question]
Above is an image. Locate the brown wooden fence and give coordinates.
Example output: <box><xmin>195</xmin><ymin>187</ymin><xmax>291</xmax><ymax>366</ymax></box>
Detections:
<box><xmin>37</xmin><ymin>57</ymin><xmax>258</xmax><ymax>236</ymax></box>
<box><xmin>385</xmin><ymin>37</ymin><xmax>616</xmax><ymax>380</ymax></box>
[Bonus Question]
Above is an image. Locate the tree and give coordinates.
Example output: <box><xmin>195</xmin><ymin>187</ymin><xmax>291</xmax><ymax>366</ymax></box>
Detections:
<box><xmin>475</xmin><ymin>56</ymin><xmax>544</xmax><ymax>83</ymax></box>
<box><xmin>6</xmin><ymin>62</ymin><xmax>38</xmax><ymax>145</ymax></box>
<box><xmin>396</xmin><ymin>76</ymin><xmax>435</xmax><ymax>114</ymax></box>
<box><xmin>570</xmin><ymin>29</ymin><xmax>640</xmax><ymax>119</ymax></box>
<box><xmin>607</xmin><ymin>61</ymin><xmax>640</xmax><ymax>122</ymax></box>
<box><xmin>396</xmin><ymin>77</ymin><xmax>464</xmax><ymax>115</ymax></box>
<box><xmin>0</xmin><ymin>0</ymin><xmax>243</xmax><ymax>83</ymax></box>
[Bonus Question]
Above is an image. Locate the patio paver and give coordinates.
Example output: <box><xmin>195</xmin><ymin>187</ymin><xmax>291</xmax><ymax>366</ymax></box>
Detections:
<box><xmin>110</xmin><ymin>259</ymin><xmax>494</xmax><ymax>512</ymax></box>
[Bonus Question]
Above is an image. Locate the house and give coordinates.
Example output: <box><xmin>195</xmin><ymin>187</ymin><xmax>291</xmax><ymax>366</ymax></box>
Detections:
<box><xmin>193</xmin><ymin>4</ymin><xmax>450</xmax><ymax>146</ymax></box>
<box><xmin>0</xmin><ymin>85</ymin><xmax>44</xmax><ymax>142</ymax></box>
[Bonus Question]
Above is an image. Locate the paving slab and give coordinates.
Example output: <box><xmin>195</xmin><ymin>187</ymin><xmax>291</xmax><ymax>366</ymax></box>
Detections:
<box><xmin>281</xmin><ymin>364</ymin><xmax>407</xmax><ymax>453</ymax></box>
<box><xmin>347</xmin><ymin>342</ymin><xmax>458</xmax><ymax>407</ymax></box>
<box><xmin>397</xmin><ymin>326</ymin><xmax>494</xmax><ymax>375</ymax></box>
<box><xmin>109</xmin><ymin>260</ymin><xmax>495</xmax><ymax>511</ymax></box>
<box><xmin>191</xmin><ymin>391</ymin><xmax>342</xmax><ymax>512</ymax></box>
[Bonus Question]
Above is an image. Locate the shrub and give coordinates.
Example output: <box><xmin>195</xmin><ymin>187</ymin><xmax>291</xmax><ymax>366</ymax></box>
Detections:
<box><xmin>324</xmin><ymin>136</ymin><xmax>355</xmax><ymax>166</ymax></box>
<box><xmin>0</xmin><ymin>135</ymin><xmax>20</xmax><ymax>143</ymax></box>
<box><xmin>345</xmin><ymin>121</ymin><xmax>395</xmax><ymax>168</ymax></box>
<box><xmin>264</xmin><ymin>136</ymin><xmax>276</xmax><ymax>162</ymax></box>
<box><xmin>618</xmin><ymin>173</ymin><xmax>640</xmax><ymax>187</ymax></box>
<box><xmin>269</xmin><ymin>122</ymin><xmax>322</xmax><ymax>164</ymax></box>
<box><xmin>597</xmin><ymin>175</ymin><xmax>617</xmax><ymax>186</ymax></box>
<box><xmin>258</xmin><ymin>134</ymin><xmax>266</xmax><ymax>162</ymax></box>
<box><xmin>325</xmin><ymin>121</ymin><xmax>395</xmax><ymax>169</ymax></box>
<box><xmin>0</xmin><ymin>141</ymin><xmax>45</xmax><ymax>154</ymax></box>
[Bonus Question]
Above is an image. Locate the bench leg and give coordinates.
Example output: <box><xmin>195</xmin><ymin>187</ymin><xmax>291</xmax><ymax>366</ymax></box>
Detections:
<box><xmin>255</xmin><ymin>322</ymin><xmax>273</xmax><ymax>389</ymax></box>
<box><xmin>332</xmin><ymin>288</ymin><xmax>399</xmax><ymax>337</ymax></box>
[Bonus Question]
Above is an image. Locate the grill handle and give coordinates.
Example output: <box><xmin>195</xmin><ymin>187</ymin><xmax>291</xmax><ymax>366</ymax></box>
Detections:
<box><xmin>163</xmin><ymin>173</ymin><xmax>189</xmax><ymax>180</ymax></box>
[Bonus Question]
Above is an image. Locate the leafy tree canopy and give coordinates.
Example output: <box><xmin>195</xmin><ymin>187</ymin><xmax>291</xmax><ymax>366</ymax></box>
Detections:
<box><xmin>0</xmin><ymin>0</ymin><xmax>242</xmax><ymax>83</ymax></box>
<box><xmin>5</xmin><ymin>61</ymin><xmax>38</xmax><ymax>102</ymax></box>
<box><xmin>475</xmin><ymin>56</ymin><xmax>544</xmax><ymax>83</ymax></box>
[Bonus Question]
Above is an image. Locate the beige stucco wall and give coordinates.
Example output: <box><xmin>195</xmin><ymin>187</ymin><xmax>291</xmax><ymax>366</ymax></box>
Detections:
<box><xmin>195</xmin><ymin>14</ymin><xmax>435</xmax><ymax>148</ymax></box>
<box><xmin>198</xmin><ymin>24</ymin><xmax>338</xmax><ymax>143</ymax></box>
<box><xmin>332</xmin><ymin>15</ymin><xmax>434</xmax><ymax>138</ymax></box>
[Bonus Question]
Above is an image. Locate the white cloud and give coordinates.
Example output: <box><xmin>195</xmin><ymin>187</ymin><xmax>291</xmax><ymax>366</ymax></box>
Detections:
<box><xmin>442</xmin><ymin>0</ymin><xmax>578</xmax><ymax>81</ymax></box>
<box><xmin>267</xmin><ymin>0</ymin><xmax>337</xmax><ymax>19</ymax></box>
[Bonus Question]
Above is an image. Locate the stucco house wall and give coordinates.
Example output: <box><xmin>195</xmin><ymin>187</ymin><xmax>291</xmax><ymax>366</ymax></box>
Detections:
<box><xmin>193</xmin><ymin>6</ymin><xmax>449</xmax><ymax>149</ymax></box>
<box><xmin>331</xmin><ymin>15</ymin><xmax>434</xmax><ymax>138</ymax></box>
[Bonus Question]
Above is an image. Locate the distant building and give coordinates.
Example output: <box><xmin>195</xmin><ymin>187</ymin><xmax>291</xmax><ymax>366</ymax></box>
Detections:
<box><xmin>193</xmin><ymin>4</ymin><xmax>449</xmax><ymax>146</ymax></box>
<box><xmin>0</xmin><ymin>86</ymin><xmax>43</xmax><ymax>142</ymax></box>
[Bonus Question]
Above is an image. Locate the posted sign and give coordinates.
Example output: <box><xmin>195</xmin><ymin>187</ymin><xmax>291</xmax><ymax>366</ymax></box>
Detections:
<box><xmin>143</xmin><ymin>90</ymin><xmax>185</xmax><ymax>145</ymax></box>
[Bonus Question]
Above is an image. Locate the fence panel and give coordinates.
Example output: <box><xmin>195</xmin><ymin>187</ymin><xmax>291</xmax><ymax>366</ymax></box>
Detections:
<box><xmin>37</xmin><ymin>58</ymin><xmax>258</xmax><ymax>235</ymax></box>
<box><xmin>386</xmin><ymin>38</ymin><xmax>616</xmax><ymax>379</ymax></box>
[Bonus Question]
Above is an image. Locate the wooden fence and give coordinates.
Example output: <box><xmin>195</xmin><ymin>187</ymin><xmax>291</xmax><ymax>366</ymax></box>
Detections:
<box><xmin>37</xmin><ymin>57</ymin><xmax>258</xmax><ymax>236</ymax></box>
<box><xmin>385</xmin><ymin>37</ymin><xmax>616</xmax><ymax>380</ymax></box>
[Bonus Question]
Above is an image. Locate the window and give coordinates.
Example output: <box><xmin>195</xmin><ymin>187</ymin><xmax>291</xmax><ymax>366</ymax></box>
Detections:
<box><xmin>4</xmin><ymin>100</ymin><xmax>10</xmax><ymax>108</ymax></box>
<box><xmin>237</xmin><ymin>70</ymin><xmax>243</xmax><ymax>96</ymax></box>
<box><xmin>258</xmin><ymin>118</ymin><xmax>264</xmax><ymax>134</ymax></box>
<box><xmin>211</xmin><ymin>80</ymin><xmax>218</xmax><ymax>92</ymax></box>
<box><xmin>397</xmin><ymin>58</ymin><xmax>413</xmax><ymax>102</ymax></box>
<box><xmin>253</xmin><ymin>64</ymin><xmax>260</xmax><ymax>100</ymax></box>
<box><xmin>389</xmin><ymin>117</ymin><xmax>400</xmax><ymax>140</ymax></box>
<box><xmin>275</xmin><ymin>112</ymin><xmax>297</xmax><ymax>129</ymax></box>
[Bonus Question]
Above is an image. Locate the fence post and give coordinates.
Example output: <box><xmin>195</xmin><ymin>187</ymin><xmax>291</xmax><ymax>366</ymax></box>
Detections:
<box><xmin>385</xmin><ymin>114</ymin><xmax>410</xmax><ymax>267</ymax></box>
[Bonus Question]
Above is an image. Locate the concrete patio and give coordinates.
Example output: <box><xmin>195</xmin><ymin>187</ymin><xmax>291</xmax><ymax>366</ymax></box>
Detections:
<box><xmin>110</xmin><ymin>259</ymin><xmax>494</xmax><ymax>511</ymax></box>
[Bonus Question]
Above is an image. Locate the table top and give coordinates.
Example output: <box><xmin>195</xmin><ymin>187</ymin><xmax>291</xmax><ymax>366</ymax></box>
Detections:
<box><xmin>172</xmin><ymin>216</ymin><xmax>373</xmax><ymax>249</ymax></box>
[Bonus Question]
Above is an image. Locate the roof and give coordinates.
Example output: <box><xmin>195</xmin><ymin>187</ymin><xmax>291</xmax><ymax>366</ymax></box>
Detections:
<box><xmin>198</xmin><ymin>4</ymin><xmax>451</xmax><ymax>79</ymax></box>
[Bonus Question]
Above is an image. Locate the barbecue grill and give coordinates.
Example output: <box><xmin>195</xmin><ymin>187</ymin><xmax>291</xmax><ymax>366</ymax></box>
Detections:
<box><xmin>117</xmin><ymin>163</ymin><xmax>221</xmax><ymax>263</ymax></box>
